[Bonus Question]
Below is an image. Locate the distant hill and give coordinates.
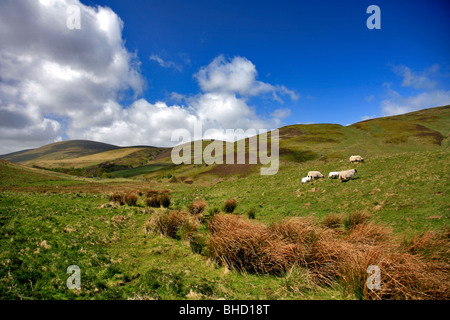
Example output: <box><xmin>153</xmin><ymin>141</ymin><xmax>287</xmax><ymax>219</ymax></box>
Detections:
<box><xmin>139</xmin><ymin>105</ymin><xmax>449</xmax><ymax>181</ymax></box>
<box><xmin>0</xmin><ymin>140</ymin><xmax>168</xmax><ymax>170</ymax></box>
<box><xmin>1</xmin><ymin>105</ymin><xmax>448</xmax><ymax>180</ymax></box>
<box><xmin>1</xmin><ymin>140</ymin><xmax>120</xmax><ymax>163</ymax></box>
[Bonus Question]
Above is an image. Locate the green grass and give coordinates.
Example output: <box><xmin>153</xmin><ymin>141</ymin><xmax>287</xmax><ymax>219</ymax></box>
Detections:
<box><xmin>110</xmin><ymin>163</ymin><xmax>175</xmax><ymax>178</ymax></box>
<box><xmin>0</xmin><ymin>160</ymin><xmax>85</xmax><ymax>188</ymax></box>
<box><xmin>0</xmin><ymin>192</ymin><xmax>347</xmax><ymax>300</ymax></box>
<box><xmin>0</xmin><ymin>106</ymin><xmax>449</xmax><ymax>300</ymax></box>
<box><xmin>168</xmin><ymin>151</ymin><xmax>448</xmax><ymax>237</ymax></box>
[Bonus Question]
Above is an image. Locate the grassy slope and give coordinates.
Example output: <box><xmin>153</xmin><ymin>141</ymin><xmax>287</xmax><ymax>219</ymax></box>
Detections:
<box><xmin>0</xmin><ymin>106</ymin><xmax>449</xmax><ymax>300</ymax></box>
<box><xmin>134</xmin><ymin>105</ymin><xmax>449</xmax><ymax>182</ymax></box>
<box><xmin>26</xmin><ymin>147</ymin><xmax>154</xmax><ymax>169</ymax></box>
<box><xmin>1</xmin><ymin>140</ymin><xmax>120</xmax><ymax>163</ymax></box>
<box><xmin>0</xmin><ymin>140</ymin><xmax>167</xmax><ymax>170</ymax></box>
<box><xmin>0</xmin><ymin>160</ymin><xmax>84</xmax><ymax>187</ymax></box>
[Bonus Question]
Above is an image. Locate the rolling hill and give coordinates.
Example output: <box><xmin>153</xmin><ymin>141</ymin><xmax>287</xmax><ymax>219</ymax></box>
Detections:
<box><xmin>136</xmin><ymin>105</ymin><xmax>449</xmax><ymax>182</ymax></box>
<box><xmin>0</xmin><ymin>105</ymin><xmax>449</xmax><ymax>301</ymax></box>
<box><xmin>0</xmin><ymin>140</ymin><xmax>168</xmax><ymax>174</ymax></box>
<box><xmin>1</xmin><ymin>105</ymin><xmax>448</xmax><ymax>181</ymax></box>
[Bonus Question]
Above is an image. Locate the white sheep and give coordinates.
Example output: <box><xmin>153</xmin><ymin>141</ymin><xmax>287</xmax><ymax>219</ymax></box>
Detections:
<box><xmin>339</xmin><ymin>169</ymin><xmax>358</xmax><ymax>182</ymax></box>
<box><xmin>301</xmin><ymin>176</ymin><xmax>312</xmax><ymax>184</ymax></box>
<box><xmin>349</xmin><ymin>155</ymin><xmax>364</xmax><ymax>163</ymax></box>
<box><xmin>307</xmin><ymin>171</ymin><xmax>324</xmax><ymax>179</ymax></box>
<box><xmin>328</xmin><ymin>171</ymin><xmax>340</xmax><ymax>179</ymax></box>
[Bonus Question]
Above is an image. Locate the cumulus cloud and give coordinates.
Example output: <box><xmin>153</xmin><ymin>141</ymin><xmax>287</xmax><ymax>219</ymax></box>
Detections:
<box><xmin>391</xmin><ymin>64</ymin><xmax>438</xmax><ymax>90</ymax></box>
<box><xmin>69</xmin><ymin>55</ymin><xmax>295</xmax><ymax>148</ymax></box>
<box><xmin>0</xmin><ymin>0</ymin><xmax>144</xmax><ymax>154</ymax></box>
<box><xmin>194</xmin><ymin>55</ymin><xmax>299</xmax><ymax>101</ymax></box>
<box><xmin>381</xmin><ymin>90</ymin><xmax>450</xmax><ymax>116</ymax></box>
<box><xmin>0</xmin><ymin>1</ymin><xmax>296</xmax><ymax>154</ymax></box>
<box><xmin>379</xmin><ymin>64</ymin><xmax>450</xmax><ymax>116</ymax></box>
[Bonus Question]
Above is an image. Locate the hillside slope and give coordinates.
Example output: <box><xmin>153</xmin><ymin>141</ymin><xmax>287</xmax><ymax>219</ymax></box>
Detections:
<box><xmin>1</xmin><ymin>106</ymin><xmax>448</xmax><ymax>181</ymax></box>
<box><xmin>0</xmin><ymin>159</ymin><xmax>79</xmax><ymax>187</ymax></box>
<box><xmin>1</xmin><ymin>140</ymin><xmax>120</xmax><ymax>163</ymax></box>
<box><xmin>0</xmin><ymin>140</ymin><xmax>168</xmax><ymax>172</ymax></box>
<box><xmin>138</xmin><ymin>105</ymin><xmax>449</xmax><ymax>181</ymax></box>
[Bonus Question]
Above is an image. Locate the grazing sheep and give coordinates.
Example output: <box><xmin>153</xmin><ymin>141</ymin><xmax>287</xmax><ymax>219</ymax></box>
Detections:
<box><xmin>301</xmin><ymin>176</ymin><xmax>312</xmax><ymax>184</ymax></box>
<box><xmin>339</xmin><ymin>169</ymin><xmax>357</xmax><ymax>182</ymax></box>
<box><xmin>350</xmin><ymin>155</ymin><xmax>364</xmax><ymax>163</ymax></box>
<box><xmin>328</xmin><ymin>171</ymin><xmax>340</xmax><ymax>179</ymax></box>
<box><xmin>307</xmin><ymin>171</ymin><xmax>324</xmax><ymax>179</ymax></box>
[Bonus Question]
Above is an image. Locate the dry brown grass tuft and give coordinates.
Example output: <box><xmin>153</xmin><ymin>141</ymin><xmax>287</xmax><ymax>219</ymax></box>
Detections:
<box><xmin>125</xmin><ymin>192</ymin><xmax>139</xmax><ymax>206</ymax></box>
<box><xmin>346</xmin><ymin>221</ymin><xmax>391</xmax><ymax>246</ymax></box>
<box><xmin>404</xmin><ymin>229</ymin><xmax>450</xmax><ymax>262</ymax></box>
<box><xmin>209</xmin><ymin>214</ymin><xmax>297</xmax><ymax>275</ymax></box>
<box><xmin>188</xmin><ymin>199</ymin><xmax>207</xmax><ymax>215</ymax></box>
<box><xmin>223</xmin><ymin>198</ymin><xmax>238</xmax><ymax>213</ymax></box>
<box><xmin>146</xmin><ymin>194</ymin><xmax>160</xmax><ymax>208</ymax></box>
<box><xmin>145</xmin><ymin>209</ymin><xmax>201</xmax><ymax>240</ymax></box>
<box><xmin>159</xmin><ymin>193</ymin><xmax>171</xmax><ymax>208</ymax></box>
<box><xmin>322</xmin><ymin>213</ymin><xmax>343</xmax><ymax>229</ymax></box>
<box><xmin>109</xmin><ymin>192</ymin><xmax>125</xmax><ymax>205</ymax></box>
<box><xmin>207</xmin><ymin>213</ymin><xmax>450</xmax><ymax>299</ymax></box>
<box><xmin>344</xmin><ymin>211</ymin><xmax>370</xmax><ymax>229</ymax></box>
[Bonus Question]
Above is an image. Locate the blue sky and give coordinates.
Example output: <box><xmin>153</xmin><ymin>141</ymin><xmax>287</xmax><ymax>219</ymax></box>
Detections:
<box><xmin>85</xmin><ymin>0</ymin><xmax>450</xmax><ymax>125</ymax></box>
<box><xmin>0</xmin><ymin>0</ymin><xmax>449</xmax><ymax>153</ymax></box>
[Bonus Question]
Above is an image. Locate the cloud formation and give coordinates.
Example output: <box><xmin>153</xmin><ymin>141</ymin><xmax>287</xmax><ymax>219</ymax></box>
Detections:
<box><xmin>382</xmin><ymin>89</ymin><xmax>450</xmax><ymax>116</ymax></box>
<box><xmin>391</xmin><ymin>64</ymin><xmax>439</xmax><ymax>90</ymax></box>
<box><xmin>195</xmin><ymin>55</ymin><xmax>299</xmax><ymax>101</ymax></box>
<box><xmin>0</xmin><ymin>0</ymin><xmax>144</xmax><ymax>153</ymax></box>
<box><xmin>381</xmin><ymin>65</ymin><xmax>450</xmax><ymax>116</ymax></box>
<box><xmin>0</xmin><ymin>1</ymin><xmax>296</xmax><ymax>154</ymax></box>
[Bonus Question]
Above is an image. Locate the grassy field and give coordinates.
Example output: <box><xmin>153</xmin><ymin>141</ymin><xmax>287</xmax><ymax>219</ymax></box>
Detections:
<box><xmin>0</xmin><ymin>106</ymin><xmax>449</xmax><ymax>300</ymax></box>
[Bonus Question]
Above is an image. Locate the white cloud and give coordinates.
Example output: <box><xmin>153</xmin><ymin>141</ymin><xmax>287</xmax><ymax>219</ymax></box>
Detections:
<box><xmin>77</xmin><ymin>55</ymin><xmax>297</xmax><ymax>148</ymax></box>
<box><xmin>361</xmin><ymin>115</ymin><xmax>376</xmax><ymax>121</ymax></box>
<box><xmin>0</xmin><ymin>1</ymin><xmax>297</xmax><ymax>154</ymax></box>
<box><xmin>381</xmin><ymin>90</ymin><xmax>450</xmax><ymax>116</ymax></box>
<box><xmin>391</xmin><ymin>64</ymin><xmax>438</xmax><ymax>90</ymax></box>
<box><xmin>378</xmin><ymin>65</ymin><xmax>450</xmax><ymax>117</ymax></box>
<box><xmin>0</xmin><ymin>0</ymin><xmax>144</xmax><ymax>154</ymax></box>
<box><xmin>194</xmin><ymin>55</ymin><xmax>299</xmax><ymax>102</ymax></box>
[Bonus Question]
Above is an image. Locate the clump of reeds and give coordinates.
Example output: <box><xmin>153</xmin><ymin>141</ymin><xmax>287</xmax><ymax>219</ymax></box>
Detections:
<box><xmin>223</xmin><ymin>198</ymin><xmax>237</xmax><ymax>213</ymax></box>
<box><xmin>188</xmin><ymin>199</ymin><xmax>207</xmax><ymax>215</ymax></box>
<box><xmin>125</xmin><ymin>192</ymin><xmax>139</xmax><ymax>206</ymax></box>
<box><xmin>207</xmin><ymin>213</ymin><xmax>450</xmax><ymax>299</ymax></box>
<box><xmin>209</xmin><ymin>214</ymin><xmax>297</xmax><ymax>275</ymax></box>
<box><xmin>109</xmin><ymin>192</ymin><xmax>125</xmax><ymax>205</ymax></box>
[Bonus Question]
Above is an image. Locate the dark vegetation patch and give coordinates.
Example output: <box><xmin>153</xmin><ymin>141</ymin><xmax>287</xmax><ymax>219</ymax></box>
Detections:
<box><xmin>352</xmin><ymin>119</ymin><xmax>445</xmax><ymax>145</ymax></box>
<box><xmin>414</xmin><ymin>124</ymin><xmax>444</xmax><ymax>145</ymax></box>
<box><xmin>202</xmin><ymin>163</ymin><xmax>256</xmax><ymax>177</ymax></box>
<box><xmin>279</xmin><ymin>148</ymin><xmax>318</xmax><ymax>163</ymax></box>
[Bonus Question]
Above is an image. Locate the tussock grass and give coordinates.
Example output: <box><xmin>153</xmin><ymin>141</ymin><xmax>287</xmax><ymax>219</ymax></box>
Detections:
<box><xmin>159</xmin><ymin>193</ymin><xmax>171</xmax><ymax>208</ymax></box>
<box><xmin>209</xmin><ymin>214</ymin><xmax>297</xmax><ymax>275</ymax></box>
<box><xmin>145</xmin><ymin>191</ymin><xmax>171</xmax><ymax>208</ymax></box>
<box><xmin>208</xmin><ymin>214</ymin><xmax>450</xmax><ymax>299</ymax></box>
<box><xmin>109</xmin><ymin>192</ymin><xmax>126</xmax><ymax>205</ymax></box>
<box><xmin>343</xmin><ymin>211</ymin><xmax>370</xmax><ymax>230</ymax></box>
<box><xmin>125</xmin><ymin>192</ymin><xmax>139</xmax><ymax>206</ymax></box>
<box><xmin>223</xmin><ymin>198</ymin><xmax>237</xmax><ymax>213</ymax></box>
<box><xmin>145</xmin><ymin>209</ymin><xmax>202</xmax><ymax>241</ymax></box>
<box><xmin>322</xmin><ymin>213</ymin><xmax>343</xmax><ymax>229</ymax></box>
<box><xmin>188</xmin><ymin>199</ymin><xmax>207</xmax><ymax>215</ymax></box>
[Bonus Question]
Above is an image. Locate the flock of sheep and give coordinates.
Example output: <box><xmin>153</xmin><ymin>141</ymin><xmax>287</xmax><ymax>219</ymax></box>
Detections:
<box><xmin>301</xmin><ymin>155</ymin><xmax>364</xmax><ymax>184</ymax></box>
